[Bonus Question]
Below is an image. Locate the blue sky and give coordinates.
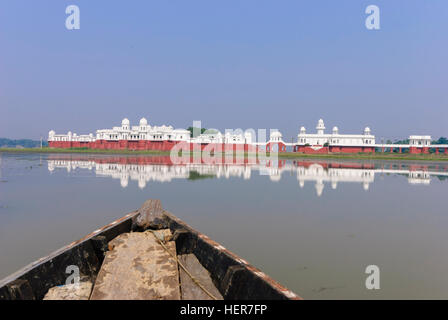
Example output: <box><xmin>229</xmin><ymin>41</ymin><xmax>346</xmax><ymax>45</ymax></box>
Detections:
<box><xmin>0</xmin><ymin>0</ymin><xmax>447</xmax><ymax>141</ymax></box>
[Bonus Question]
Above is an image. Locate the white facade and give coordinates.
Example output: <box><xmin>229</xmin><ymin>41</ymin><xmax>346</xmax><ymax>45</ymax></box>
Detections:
<box><xmin>48</xmin><ymin>118</ymin><xmax>190</xmax><ymax>142</ymax></box>
<box><xmin>296</xmin><ymin>119</ymin><xmax>375</xmax><ymax>147</ymax></box>
<box><xmin>49</xmin><ymin>118</ymin><xmax>251</xmax><ymax>144</ymax></box>
<box><xmin>95</xmin><ymin>118</ymin><xmax>191</xmax><ymax>142</ymax></box>
<box><xmin>190</xmin><ymin>130</ymin><xmax>254</xmax><ymax>145</ymax></box>
<box><xmin>269</xmin><ymin>131</ymin><xmax>283</xmax><ymax>143</ymax></box>
<box><xmin>48</xmin><ymin>130</ymin><xmax>96</xmax><ymax>142</ymax></box>
<box><xmin>409</xmin><ymin>135</ymin><xmax>431</xmax><ymax>147</ymax></box>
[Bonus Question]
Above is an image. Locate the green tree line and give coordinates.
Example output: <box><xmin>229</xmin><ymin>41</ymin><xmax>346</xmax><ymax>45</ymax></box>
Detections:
<box><xmin>393</xmin><ymin>137</ymin><xmax>447</xmax><ymax>145</ymax></box>
<box><xmin>0</xmin><ymin>138</ymin><xmax>48</xmax><ymax>148</ymax></box>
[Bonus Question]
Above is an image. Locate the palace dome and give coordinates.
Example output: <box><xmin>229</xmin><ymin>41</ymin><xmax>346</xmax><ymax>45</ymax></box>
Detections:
<box><xmin>139</xmin><ymin>117</ymin><xmax>148</xmax><ymax>126</ymax></box>
<box><xmin>122</xmin><ymin>118</ymin><xmax>130</xmax><ymax>126</ymax></box>
<box><xmin>316</xmin><ymin>119</ymin><xmax>325</xmax><ymax>129</ymax></box>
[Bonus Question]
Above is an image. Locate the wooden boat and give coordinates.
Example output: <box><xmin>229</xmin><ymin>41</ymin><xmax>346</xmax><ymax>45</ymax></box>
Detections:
<box><xmin>0</xmin><ymin>199</ymin><xmax>301</xmax><ymax>300</ymax></box>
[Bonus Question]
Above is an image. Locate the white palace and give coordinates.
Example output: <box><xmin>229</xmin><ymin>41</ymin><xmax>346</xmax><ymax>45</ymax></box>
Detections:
<box><xmin>49</xmin><ymin>118</ymin><xmax>254</xmax><ymax>151</ymax></box>
<box><xmin>48</xmin><ymin>117</ymin><xmax>448</xmax><ymax>154</ymax></box>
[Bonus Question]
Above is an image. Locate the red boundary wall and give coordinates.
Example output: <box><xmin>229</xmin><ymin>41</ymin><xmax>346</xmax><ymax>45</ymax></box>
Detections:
<box><xmin>266</xmin><ymin>142</ymin><xmax>287</xmax><ymax>152</ymax></box>
<box><xmin>292</xmin><ymin>145</ymin><xmax>375</xmax><ymax>154</ymax></box>
<box><xmin>409</xmin><ymin>147</ymin><xmax>430</xmax><ymax>154</ymax></box>
<box><xmin>48</xmin><ymin>140</ymin><xmax>257</xmax><ymax>153</ymax></box>
<box><xmin>48</xmin><ymin>141</ymin><xmax>448</xmax><ymax>155</ymax></box>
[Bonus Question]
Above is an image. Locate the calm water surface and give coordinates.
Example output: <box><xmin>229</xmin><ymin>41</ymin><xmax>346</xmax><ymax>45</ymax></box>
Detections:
<box><xmin>0</xmin><ymin>152</ymin><xmax>447</xmax><ymax>299</ymax></box>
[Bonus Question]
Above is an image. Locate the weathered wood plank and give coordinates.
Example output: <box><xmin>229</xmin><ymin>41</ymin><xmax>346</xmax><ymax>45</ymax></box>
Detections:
<box><xmin>6</xmin><ymin>279</ymin><xmax>35</xmax><ymax>300</ymax></box>
<box><xmin>178</xmin><ymin>254</ymin><xmax>223</xmax><ymax>300</ymax></box>
<box><xmin>132</xmin><ymin>199</ymin><xmax>169</xmax><ymax>230</ymax></box>
<box><xmin>90</xmin><ymin>230</ymin><xmax>180</xmax><ymax>300</ymax></box>
<box><xmin>43</xmin><ymin>281</ymin><xmax>93</xmax><ymax>300</ymax></box>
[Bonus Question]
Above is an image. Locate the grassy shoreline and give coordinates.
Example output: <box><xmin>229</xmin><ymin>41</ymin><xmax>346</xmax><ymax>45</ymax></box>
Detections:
<box><xmin>1</xmin><ymin>147</ymin><xmax>448</xmax><ymax>162</ymax></box>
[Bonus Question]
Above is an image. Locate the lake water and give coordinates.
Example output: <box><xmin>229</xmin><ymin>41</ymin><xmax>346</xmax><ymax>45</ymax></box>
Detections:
<box><xmin>0</xmin><ymin>152</ymin><xmax>447</xmax><ymax>299</ymax></box>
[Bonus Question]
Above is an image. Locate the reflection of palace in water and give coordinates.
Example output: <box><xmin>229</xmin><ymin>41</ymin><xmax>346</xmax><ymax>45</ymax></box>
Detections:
<box><xmin>47</xmin><ymin>155</ymin><xmax>448</xmax><ymax>196</ymax></box>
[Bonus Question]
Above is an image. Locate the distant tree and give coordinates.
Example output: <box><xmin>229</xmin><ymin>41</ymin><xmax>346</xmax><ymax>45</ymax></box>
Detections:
<box><xmin>187</xmin><ymin>127</ymin><xmax>207</xmax><ymax>138</ymax></box>
<box><xmin>188</xmin><ymin>171</ymin><xmax>215</xmax><ymax>181</ymax></box>
<box><xmin>433</xmin><ymin>137</ymin><xmax>448</xmax><ymax>145</ymax></box>
<box><xmin>393</xmin><ymin>139</ymin><xmax>410</xmax><ymax>145</ymax></box>
<box><xmin>0</xmin><ymin>138</ymin><xmax>47</xmax><ymax>148</ymax></box>
<box><xmin>186</xmin><ymin>127</ymin><xmax>219</xmax><ymax>137</ymax></box>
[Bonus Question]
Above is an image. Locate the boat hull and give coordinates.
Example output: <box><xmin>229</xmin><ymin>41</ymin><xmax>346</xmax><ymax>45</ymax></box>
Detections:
<box><xmin>0</xmin><ymin>201</ymin><xmax>300</xmax><ymax>300</ymax></box>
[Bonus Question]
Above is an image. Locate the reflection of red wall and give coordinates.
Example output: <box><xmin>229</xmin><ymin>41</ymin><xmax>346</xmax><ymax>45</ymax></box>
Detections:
<box><xmin>47</xmin><ymin>154</ymin><xmax>262</xmax><ymax>166</ymax></box>
<box><xmin>264</xmin><ymin>160</ymin><xmax>286</xmax><ymax>168</ymax></box>
<box><xmin>293</xmin><ymin>160</ymin><xmax>375</xmax><ymax>169</ymax></box>
<box><xmin>48</xmin><ymin>154</ymin><xmax>382</xmax><ymax>172</ymax></box>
